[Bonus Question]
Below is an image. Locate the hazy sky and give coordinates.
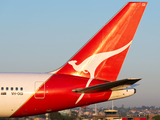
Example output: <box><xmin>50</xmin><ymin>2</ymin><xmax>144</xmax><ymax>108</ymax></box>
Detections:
<box><xmin>0</xmin><ymin>0</ymin><xmax>160</xmax><ymax>108</ymax></box>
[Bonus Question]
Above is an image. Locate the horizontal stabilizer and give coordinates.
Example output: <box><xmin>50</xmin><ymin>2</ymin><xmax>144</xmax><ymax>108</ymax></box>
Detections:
<box><xmin>72</xmin><ymin>78</ymin><xmax>141</xmax><ymax>93</ymax></box>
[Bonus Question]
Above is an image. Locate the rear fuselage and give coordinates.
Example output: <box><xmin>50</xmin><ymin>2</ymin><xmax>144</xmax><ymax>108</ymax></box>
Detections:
<box><xmin>0</xmin><ymin>73</ymin><xmax>135</xmax><ymax>117</ymax></box>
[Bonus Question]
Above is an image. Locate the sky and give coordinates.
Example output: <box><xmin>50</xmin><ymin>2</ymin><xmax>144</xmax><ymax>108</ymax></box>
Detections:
<box><xmin>0</xmin><ymin>0</ymin><xmax>160</xmax><ymax>108</ymax></box>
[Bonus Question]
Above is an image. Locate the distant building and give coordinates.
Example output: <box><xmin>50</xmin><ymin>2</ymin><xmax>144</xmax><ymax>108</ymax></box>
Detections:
<box><xmin>105</xmin><ymin>109</ymin><xmax>120</xmax><ymax>120</ymax></box>
<box><xmin>92</xmin><ymin>109</ymin><xmax>120</xmax><ymax>120</ymax></box>
<box><xmin>92</xmin><ymin>109</ymin><xmax>147</xmax><ymax>120</ymax></box>
<box><xmin>59</xmin><ymin>109</ymin><xmax>70</xmax><ymax>116</ymax></box>
<box><xmin>148</xmin><ymin>115</ymin><xmax>157</xmax><ymax>120</ymax></box>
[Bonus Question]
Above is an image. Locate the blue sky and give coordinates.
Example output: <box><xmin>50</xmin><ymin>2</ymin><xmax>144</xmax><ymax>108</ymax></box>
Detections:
<box><xmin>0</xmin><ymin>0</ymin><xmax>160</xmax><ymax>108</ymax></box>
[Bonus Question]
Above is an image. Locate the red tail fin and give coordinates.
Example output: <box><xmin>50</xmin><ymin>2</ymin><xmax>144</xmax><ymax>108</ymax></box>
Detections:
<box><xmin>56</xmin><ymin>2</ymin><xmax>147</xmax><ymax>81</ymax></box>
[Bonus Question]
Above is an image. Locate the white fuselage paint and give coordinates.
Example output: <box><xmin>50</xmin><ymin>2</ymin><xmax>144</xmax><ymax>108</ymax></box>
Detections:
<box><xmin>0</xmin><ymin>73</ymin><xmax>52</xmax><ymax>117</ymax></box>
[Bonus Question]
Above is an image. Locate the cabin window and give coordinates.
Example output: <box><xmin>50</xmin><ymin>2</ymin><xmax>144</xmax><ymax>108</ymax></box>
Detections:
<box><xmin>16</xmin><ymin>87</ymin><xmax>18</xmax><ymax>91</ymax></box>
<box><xmin>0</xmin><ymin>87</ymin><xmax>24</xmax><ymax>91</ymax></box>
<box><xmin>20</xmin><ymin>87</ymin><xmax>23</xmax><ymax>91</ymax></box>
<box><xmin>11</xmin><ymin>87</ymin><xmax>13</xmax><ymax>91</ymax></box>
<box><xmin>1</xmin><ymin>87</ymin><xmax>4</xmax><ymax>90</ymax></box>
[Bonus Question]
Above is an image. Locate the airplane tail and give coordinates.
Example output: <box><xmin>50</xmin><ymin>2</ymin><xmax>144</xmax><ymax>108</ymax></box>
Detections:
<box><xmin>55</xmin><ymin>2</ymin><xmax>147</xmax><ymax>82</ymax></box>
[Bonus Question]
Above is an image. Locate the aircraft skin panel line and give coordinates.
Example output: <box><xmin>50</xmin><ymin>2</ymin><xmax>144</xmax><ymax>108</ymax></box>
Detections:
<box><xmin>0</xmin><ymin>2</ymin><xmax>147</xmax><ymax>117</ymax></box>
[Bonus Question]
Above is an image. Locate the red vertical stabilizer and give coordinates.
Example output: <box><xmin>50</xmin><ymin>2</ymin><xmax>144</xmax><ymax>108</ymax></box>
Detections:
<box><xmin>56</xmin><ymin>2</ymin><xmax>147</xmax><ymax>82</ymax></box>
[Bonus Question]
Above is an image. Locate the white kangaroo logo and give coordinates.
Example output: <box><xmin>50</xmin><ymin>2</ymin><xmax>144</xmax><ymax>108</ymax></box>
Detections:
<box><xmin>68</xmin><ymin>41</ymin><xmax>132</xmax><ymax>104</ymax></box>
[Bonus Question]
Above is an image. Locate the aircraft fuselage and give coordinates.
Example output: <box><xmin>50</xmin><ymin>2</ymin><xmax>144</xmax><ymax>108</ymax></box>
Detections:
<box><xmin>0</xmin><ymin>73</ymin><xmax>134</xmax><ymax>117</ymax></box>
